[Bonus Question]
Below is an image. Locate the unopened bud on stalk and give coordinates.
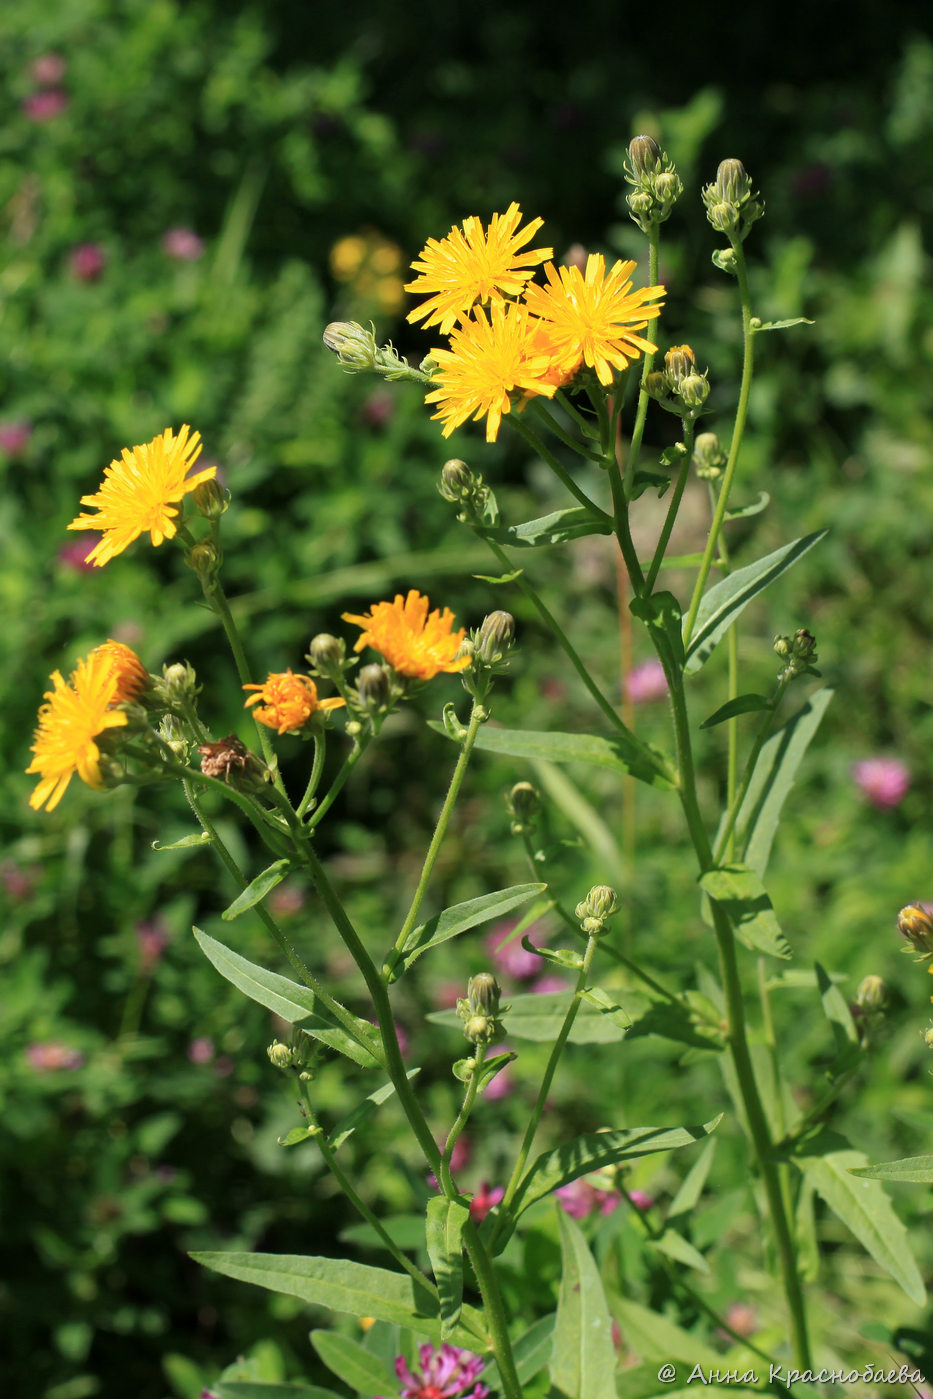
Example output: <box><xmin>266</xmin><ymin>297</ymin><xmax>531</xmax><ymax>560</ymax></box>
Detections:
<box><xmin>438</xmin><ymin>458</ymin><xmax>493</xmax><ymax>520</ymax></box>
<box><xmin>464</xmin><ymin>1015</ymin><xmax>491</xmax><ymax>1044</ymax></box>
<box><xmin>624</xmin><ymin>133</ymin><xmax>683</xmax><ymax>229</ymax></box>
<box><xmin>628</xmin><ymin>134</ymin><xmax>661</xmax><ymax>177</ymax></box>
<box><xmin>643</xmin><ymin>371</ymin><xmax>670</xmax><ymax>400</ymax></box>
<box><xmin>693</xmin><ymin>432</ymin><xmax>726</xmax><ymax>480</ymax></box>
<box><xmin>156</xmin><ymin>660</ymin><xmax>200</xmax><ymax>706</ymax></box>
<box><xmin>323</xmin><ymin>320</ymin><xmax>378</xmax><ymax>371</ymax></box>
<box><xmin>267</xmin><ymin>1040</ymin><xmax>294</xmax><ymax>1069</ymax></box>
<box><xmin>456</xmin><ymin>972</ymin><xmax>508</xmax><ymax>1044</ymax></box>
<box><xmin>475</xmin><ymin>611</ymin><xmax>516</xmax><ymax>665</ymax></box>
<box><xmin>855</xmin><ymin>974</ymin><xmax>887</xmax><ymax>1013</ymax></box>
<box><xmin>507</xmin><ymin>780</ymin><xmax>540</xmax><ymax>832</ymax></box>
<box><xmin>193</xmin><ymin>478</ymin><xmax>229</xmax><ymax>519</ymax></box>
<box><xmin>185</xmin><ymin>540</ymin><xmax>222</xmax><ymax>581</ymax></box>
<box><xmin>898</xmin><ymin>904</ymin><xmax>933</xmax><ymax>959</ymax></box>
<box><xmin>773</xmin><ymin>628</ymin><xmax>819</xmax><ymax>681</ymax></box>
<box><xmin>307</xmin><ymin>633</ymin><xmax>347</xmax><ymax>679</ymax></box>
<box><xmin>357</xmin><ymin>664</ymin><xmax>391</xmax><ymax>713</ymax></box>
<box><xmin>663</xmin><ymin>345</ymin><xmax>696</xmax><ymax>390</ymax></box>
<box><xmin>702</xmin><ymin>159</ymin><xmax>765</xmax><ymax>242</ymax></box>
<box><xmin>575</xmin><ymin>884</ymin><xmax>619</xmax><ymax>936</ymax></box>
<box><xmin>924</xmin><ymin>1026</ymin><xmax>933</xmax><ymax>1049</ymax></box>
<box><xmin>680</xmin><ymin>372</ymin><xmax>710</xmax><ymax>408</ymax></box>
<box><xmin>715</xmin><ymin>158</ymin><xmax>751</xmax><ymax>206</ymax></box>
<box><xmin>467</xmin><ymin>972</ymin><xmax>502</xmax><ymax>1018</ymax></box>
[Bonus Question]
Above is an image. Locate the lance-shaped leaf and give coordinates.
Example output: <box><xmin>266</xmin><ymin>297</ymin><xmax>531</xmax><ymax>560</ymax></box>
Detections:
<box><xmin>815</xmin><ymin>960</ymin><xmax>858</xmax><ymax>1053</ymax></box>
<box><xmin>400</xmin><ymin>884</ymin><xmax>545</xmax><ymax>969</ymax></box>
<box><xmin>476</xmin><ymin>507</ymin><xmax>613</xmax><ymax>548</ymax></box>
<box><xmin>428</xmin><ymin>991</ymin><xmax>629</xmax><ymax>1045</ymax></box>
<box><xmin>751</xmin><ymin>316</ymin><xmax>815</xmax><ymax>332</ymax></box>
<box><xmin>610</xmin><ymin>1297</ymin><xmax>723</xmax><ymax>1368</ymax></box>
<box><xmin>194</xmin><ymin>928</ymin><xmax>383</xmax><ymax>1068</ymax></box>
<box><xmin>328</xmin><ymin>1070</ymin><xmax>420</xmax><ymax>1152</ymax></box>
<box><xmin>684</xmin><ymin>530</ymin><xmax>827</xmax><ymax>674</ymax></box>
<box><xmin>153</xmin><ymin>831</ymin><xmax>212</xmax><ymax>851</ymax></box>
<box><xmin>850</xmin><ymin>1156</ymin><xmax>933</xmax><ymax>1184</ymax></box>
<box><xmin>512</xmin><ymin>1118</ymin><xmax>720</xmax><ymax>1220</ymax></box>
<box><xmin>430</xmin><ymin>722</ymin><xmax>676</xmax><ymax>789</ymax></box>
<box><xmin>549</xmin><ymin>1210</ymin><xmax>617</xmax><ymax>1399</ymax></box>
<box><xmin>700</xmin><ymin>865</ymin><xmax>791</xmax><ymax>960</ymax></box>
<box><xmin>425</xmin><ymin>1196</ymin><xmax>469</xmax><ymax>1337</ymax></box>
<box><xmin>310</xmin><ymin>1330</ymin><xmax>394</xmax><ymax>1395</ymax></box>
<box><xmin>650</xmin><ymin>1227</ymin><xmax>709</xmax><ymax>1273</ymax></box>
<box><xmin>700</xmin><ymin>694</ymin><xmax>771</xmax><ymax>730</ymax></box>
<box><xmin>725</xmin><ymin>490</ymin><xmax>770</xmax><ymax>521</ymax></box>
<box><xmin>792</xmin><ymin>1137</ymin><xmax>926</xmax><ymax>1305</ymax></box>
<box><xmin>191</xmin><ymin>1252</ymin><xmax>486</xmax><ymax>1350</ymax></box>
<box><xmin>222</xmin><ymin>859</ymin><xmax>291</xmax><ymax>920</ymax></box>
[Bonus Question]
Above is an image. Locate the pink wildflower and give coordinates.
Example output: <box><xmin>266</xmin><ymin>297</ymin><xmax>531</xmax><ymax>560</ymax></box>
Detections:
<box><xmin>0</xmin><ymin>420</ymin><xmax>32</xmax><ymax>456</ymax></box>
<box><xmin>555</xmin><ymin>1176</ymin><xmax>621</xmax><ymax>1218</ymax></box>
<box><xmin>69</xmin><ymin>243</ymin><xmax>106</xmax><ymax>282</ymax></box>
<box><xmin>625</xmin><ymin>658</ymin><xmax>668</xmax><ymax>704</ymax></box>
<box><xmin>136</xmin><ymin>917</ymin><xmax>169</xmax><ymax>973</ymax></box>
<box><xmin>530</xmin><ymin>973</ymin><xmax>570</xmax><ymax>995</ymax></box>
<box><xmin>852</xmin><ymin>756</ymin><xmax>910</xmax><ymax>810</ymax></box>
<box><xmin>486</xmin><ymin>920</ymin><xmax>541</xmax><ymax>979</ymax></box>
<box><xmin>1</xmin><ymin>860</ymin><xmax>37</xmax><ymax>899</ymax></box>
<box><xmin>469</xmin><ymin>1181</ymin><xmax>504</xmax><ymax>1223</ymax></box>
<box><xmin>187</xmin><ymin>1037</ymin><xmax>214</xmax><ymax>1064</ymax></box>
<box><xmin>22</xmin><ymin>89</ymin><xmax>68</xmax><ymax>122</ymax></box>
<box><xmin>31</xmin><ymin>54</ymin><xmax>67</xmax><ymax>86</ymax></box>
<box><xmin>26</xmin><ymin>1041</ymin><xmax>84</xmax><ymax>1071</ymax></box>
<box><xmin>381</xmin><ymin>1343</ymin><xmax>489</xmax><ymax>1399</ymax></box>
<box><xmin>162</xmin><ymin>227</ymin><xmax>205</xmax><ymax>261</ymax></box>
<box><xmin>57</xmin><ymin>536</ymin><xmax>100</xmax><ymax>572</ymax></box>
<box><xmin>723</xmin><ymin>1301</ymin><xmax>757</xmax><ymax>1338</ymax></box>
<box><xmin>628</xmin><ymin>1188</ymin><xmax>654</xmax><ymax>1212</ymax></box>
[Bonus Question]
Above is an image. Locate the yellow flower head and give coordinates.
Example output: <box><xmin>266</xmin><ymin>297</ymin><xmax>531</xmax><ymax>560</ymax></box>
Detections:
<box><xmin>243</xmin><ymin>670</ymin><xmax>345</xmax><ymax>734</ymax></box>
<box><xmin>26</xmin><ymin>650</ymin><xmax>130</xmax><ymax>811</ymax></box>
<box><xmin>67</xmin><ymin>425</ymin><xmax>216</xmax><ymax>567</ymax></box>
<box><xmin>342</xmin><ymin>590</ymin><xmax>471</xmax><ymax>681</ymax></box>
<box><xmin>406</xmin><ymin>202</ymin><xmax>553</xmax><ymax>334</ymax></box>
<box><xmin>522</xmin><ymin>254</ymin><xmax>665</xmax><ymax>386</ymax></box>
<box><xmin>424</xmin><ymin>301</ymin><xmax>558</xmax><ymax>443</ymax></box>
<box><xmin>91</xmin><ymin>639</ymin><xmax>150</xmax><ymax>703</ymax></box>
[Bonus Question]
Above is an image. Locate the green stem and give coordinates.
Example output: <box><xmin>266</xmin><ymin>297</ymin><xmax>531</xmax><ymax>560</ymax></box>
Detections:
<box><xmin>197</xmin><ymin>569</ymin><xmax>281</xmax><ymax>783</ymax></box>
<box><xmin>712</xmin><ymin>677</ymin><xmax>788</xmax><ymax>866</ymax></box>
<box><xmin>440</xmin><ymin>1043</ymin><xmax>487</xmax><ymax>1195</ymax></box>
<box><xmin>683</xmin><ymin>239</ymin><xmax>755</xmax><ymax>645</ymax></box>
<box><xmin>644</xmin><ymin>419</ymin><xmax>696</xmax><ymax>594</ymax></box>
<box><xmin>306</xmin><ymin>735</ymin><xmax>370</xmax><ymax>831</ymax></box>
<box><xmin>621</xmin><ymin>223</ymin><xmax>661</xmax><ymax>500</ymax></box>
<box><xmin>461</xmin><ymin>1219</ymin><xmax>523</xmax><ymax>1399</ymax></box>
<box><xmin>504</xmin><ymin>413</ymin><xmax>611</xmax><ymax>519</ymax></box>
<box><xmin>526</xmin><ymin>398</ymin><xmax>606</xmax><ymax>462</ymax></box>
<box><xmin>391</xmin><ymin>701</ymin><xmax>484</xmax><ymax>960</ymax></box>
<box><xmin>491</xmin><ymin>932</ymin><xmax>599</xmax><ymax>1246</ymax></box>
<box><xmin>297</xmin><ymin>733</ymin><xmax>326</xmax><ymax>818</ymax></box>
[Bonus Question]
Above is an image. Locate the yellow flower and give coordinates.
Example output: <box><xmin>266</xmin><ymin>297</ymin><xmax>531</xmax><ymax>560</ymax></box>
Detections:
<box><xmin>243</xmin><ymin>670</ymin><xmax>345</xmax><ymax>734</ymax></box>
<box><xmin>522</xmin><ymin>254</ymin><xmax>665</xmax><ymax>386</ymax></box>
<box><xmin>424</xmin><ymin>301</ymin><xmax>558</xmax><ymax>443</ymax></box>
<box><xmin>342</xmin><ymin>590</ymin><xmax>471</xmax><ymax>680</ymax></box>
<box><xmin>405</xmin><ymin>203</ymin><xmax>553</xmax><ymax>334</ymax></box>
<box><xmin>67</xmin><ymin>425</ymin><xmax>216</xmax><ymax>567</ymax></box>
<box><xmin>91</xmin><ymin>639</ymin><xmax>150</xmax><ymax>703</ymax></box>
<box><xmin>26</xmin><ymin>650</ymin><xmax>130</xmax><ymax>811</ymax></box>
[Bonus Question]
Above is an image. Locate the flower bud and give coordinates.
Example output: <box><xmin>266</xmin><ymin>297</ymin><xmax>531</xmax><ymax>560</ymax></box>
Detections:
<box><xmin>575</xmin><ymin>884</ymin><xmax>619</xmax><ymax>936</ymax></box>
<box><xmin>464</xmin><ymin>1014</ymin><xmax>491</xmax><ymax>1044</ymax></box>
<box><xmin>467</xmin><ymin>972</ymin><xmax>502</xmax><ymax>1018</ymax></box>
<box><xmin>680</xmin><ymin>372</ymin><xmax>710</xmax><ymax>408</ymax></box>
<box><xmin>185</xmin><ymin>539</ymin><xmax>222</xmax><ymax>581</ymax></box>
<box><xmin>307</xmin><ymin>633</ymin><xmax>347</xmax><ymax>679</ymax></box>
<box><xmin>924</xmin><ymin>1026</ymin><xmax>933</xmax><ymax>1049</ymax></box>
<box><xmin>627</xmin><ymin>191</ymin><xmax>653</xmax><ymax>217</ymax></box>
<box><xmin>653</xmin><ymin>171</ymin><xmax>679</xmax><ymax>204</ymax></box>
<box><xmin>357</xmin><ymin>663</ymin><xmax>391</xmax><ymax>713</ymax></box>
<box><xmin>643</xmin><ymin>371</ymin><xmax>670</xmax><ymax>400</ymax></box>
<box><xmin>506</xmin><ymin>781</ymin><xmax>540</xmax><ymax>832</ymax></box>
<box><xmin>774</xmin><ymin>629</ymin><xmax>818</xmax><ymax>681</ymax></box>
<box><xmin>475</xmin><ymin>611</ymin><xmax>516</xmax><ymax>665</ymax></box>
<box><xmin>156</xmin><ymin>660</ymin><xmax>200</xmax><ymax>706</ymax></box>
<box><xmin>628</xmin><ymin>134</ymin><xmax>661</xmax><ymax>177</ymax></box>
<box><xmin>706</xmin><ymin>200</ymin><xmax>739</xmax><ymax>234</ymax></box>
<box><xmin>323</xmin><ymin>320</ymin><xmax>378</xmax><ymax>371</ymax></box>
<box><xmin>855</xmin><ymin>974</ymin><xmax>887</xmax><ymax>1013</ymax></box>
<box><xmin>267</xmin><ymin>1040</ymin><xmax>294</xmax><ymax>1069</ymax></box>
<box><xmin>693</xmin><ymin>432</ymin><xmax>726</xmax><ymax>480</ymax></box>
<box><xmin>439</xmin><ymin>459</ymin><xmax>474</xmax><ymax>501</ymax></box>
<box><xmin>192</xmin><ymin>478</ymin><xmax>229</xmax><ymax>520</ymax></box>
<box><xmin>898</xmin><ymin>904</ymin><xmax>933</xmax><ymax>959</ymax></box>
<box><xmin>663</xmin><ymin>345</ymin><xmax>696</xmax><ymax>391</ymax></box>
<box><xmin>716</xmin><ymin>158</ymin><xmax>750</xmax><ymax>205</ymax></box>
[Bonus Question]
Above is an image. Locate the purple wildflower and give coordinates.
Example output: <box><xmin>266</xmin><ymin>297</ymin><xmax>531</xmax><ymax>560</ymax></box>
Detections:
<box><xmin>852</xmin><ymin>756</ymin><xmax>910</xmax><ymax>810</ymax></box>
<box><xmin>26</xmin><ymin>1041</ymin><xmax>84</xmax><ymax>1071</ymax></box>
<box><xmin>162</xmin><ymin>227</ymin><xmax>205</xmax><ymax>261</ymax></box>
<box><xmin>624</xmin><ymin>658</ymin><xmax>668</xmax><ymax>704</ymax></box>
<box><xmin>0</xmin><ymin>420</ymin><xmax>32</xmax><ymax>456</ymax></box>
<box><xmin>379</xmin><ymin>1342</ymin><xmax>489</xmax><ymax>1399</ymax></box>
<box><xmin>69</xmin><ymin>243</ymin><xmax>106</xmax><ymax>282</ymax></box>
<box><xmin>555</xmin><ymin>1176</ymin><xmax>621</xmax><ymax>1219</ymax></box>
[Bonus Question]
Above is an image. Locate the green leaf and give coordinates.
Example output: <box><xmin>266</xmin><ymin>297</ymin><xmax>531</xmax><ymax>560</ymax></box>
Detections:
<box><xmin>700</xmin><ymin>694</ymin><xmax>771</xmax><ymax>729</ymax></box>
<box><xmin>631</xmin><ymin>468</ymin><xmax>672</xmax><ymax>497</ymax></box>
<box><xmin>190</xmin><ymin>1252</ymin><xmax>484</xmax><ymax>1349</ymax></box>
<box><xmin>472</xmin><ymin>568</ymin><xmax>523</xmax><ymax>584</ymax></box>
<box><xmin>815</xmin><ymin>960</ymin><xmax>858</xmax><ymax>1051</ymax></box>
<box><xmin>751</xmin><ymin>316</ymin><xmax>815</xmax><ymax>332</ymax></box>
<box><xmin>425</xmin><ymin>1196</ymin><xmax>469</xmax><ymax>1337</ymax></box>
<box><xmin>651</xmin><ymin>1227</ymin><xmax>709</xmax><ymax>1273</ymax></box>
<box><xmin>630</xmin><ymin>591</ymin><xmax>685</xmax><ymax>669</ymax></box>
<box><xmin>700</xmin><ymin>865</ymin><xmax>791</xmax><ymax>959</ymax></box>
<box><xmin>610</xmin><ymin>1297</ymin><xmax>723</xmax><ymax>1368</ymax></box>
<box><xmin>310</xmin><ymin>1330</ymin><xmax>393</xmax><ymax>1395</ymax></box>
<box><xmin>512</xmin><ymin>1118</ymin><xmax>720</xmax><ymax>1220</ymax></box>
<box><xmin>428</xmin><ymin>991</ymin><xmax>629</xmax><ymax>1045</ymax></box>
<box><xmin>684</xmin><ymin>531</ymin><xmax>827</xmax><ymax>674</ymax></box>
<box><xmin>277</xmin><ymin>1126</ymin><xmax>318</xmax><ymax>1149</ymax></box>
<box><xmin>476</xmin><ymin>507</ymin><xmax>612</xmax><ymax>548</ymax></box>
<box><xmin>215</xmin><ymin>1385</ymin><xmax>340</xmax><ymax>1399</ymax></box>
<box><xmin>849</xmin><ymin>1156</ymin><xmax>933</xmax><ymax>1184</ymax></box>
<box><xmin>221</xmin><ymin>860</ymin><xmax>291</xmax><ymax>920</ymax></box>
<box><xmin>328</xmin><ymin>1071</ymin><xmax>420</xmax><ymax>1152</ymax></box>
<box><xmin>193</xmin><ymin>929</ymin><xmax>383</xmax><ymax>1068</ymax></box>
<box><xmin>431</xmin><ymin>722</ymin><xmax>676</xmax><ymax>789</ymax></box>
<box><xmin>737</xmin><ymin>688</ymin><xmax>834</xmax><ymax>876</ymax></box>
<box><xmin>153</xmin><ymin>831</ymin><xmax>212</xmax><ymax>851</ymax></box>
<box><xmin>667</xmin><ymin>1139</ymin><xmax>716</xmax><ymax>1223</ymax></box>
<box><xmin>484</xmin><ymin>1313</ymin><xmax>557</xmax><ymax>1391</ymax></box>
<box><xmin>400</xmin><ymin>883</ymin><xmax>545</xmax><ymax>968</ymax></box>
<box><xmin>578</xmin><ymin>984</ymin><xmax>632</xmax><ymax>1029</ymax></box>
<box><xmin>529</xmin><ymin>758</ymin><xmax>623</xmax><ymax>878</ymax></box>
<box><xmin>624</xmin><ymin>999</ymin><xmax>725</xmax><ymax>1051</ymax></box>
<box><xmin>792</xmin><ymin>1139</ymin><xmax>926</xmax><ymax>1305</ymax></box>
<box><xmin>549</xmin><ymin>1210</ymin><xmax>617</xmax><ymax>1399</ymax></box>
<box><xmin>724</xmin><ymin>490</ymin><xmax>770</xmax><ymax>521</ymax></box>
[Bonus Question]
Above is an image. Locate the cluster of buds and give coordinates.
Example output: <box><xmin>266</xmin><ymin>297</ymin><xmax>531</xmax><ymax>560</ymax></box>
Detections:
<box><xmin>773</xmin><ymin>629</ymin><xmax>819</xmax><ymax>682</ymax></box>
<box><xmin>897</xmin><ymin>904</ymin><xmax>933</xmax><ymax>963</ymax></box>
<box><xmin>624</xmin><ymin>134</ymin><xmax>683</xmax><ymax>232</ymax></box>
<box><xmin>645</xmin><ymin>344</ymin><xmax>710</xmax><ymax>415</ymax></box>
<box><xmin>456</xmin><ymin>972</ymin><xmax>508</xmax><ymax>1045</ymax></box>
<box><xmin>267</xmin><ymin>1032</ymin><xmax>320</xmax><ymax>1077</ymax></box>
<box><xmin>438</xmin><ymin>458</ymin><xmax>496</xmax><ymax>524</ymax></box>
<box><xmin>692</xmin><ymin>431</ymin><xmax>727</xmax><ymax>481</ymax></box>
<box><xmin>702</xmin><ymin>159</ymin><xmax>765</xmax><ymax>244</ymax></box>
<box><xmin>460</xmin><ymin>610</ymin><xmax>516</xmax><ymax>703</ymax></box>
<box><xmin>575</xmin><ymin>885</ymin><xmax>619</xmax><ymax>937</ymax></box>
<box><xmin>506</xmin><ymin>781</ymin><xmax>540</xmax><ymax>835</ymax></box>
<box><xmin>153</xmin><ymin>660</ymin><xmax>201</xmax><ymax>710</ymax></box>
<box><xmin>322</xmin><ymin>321</ymin><xmax>428</xmax><ymax>382</ymax></box>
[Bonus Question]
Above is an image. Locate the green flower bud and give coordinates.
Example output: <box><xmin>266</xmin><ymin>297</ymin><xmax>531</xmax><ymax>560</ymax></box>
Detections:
<box><xmin>653</xmin><ymin>171</ymin><xmax>680</xmax><ymax>205</ymax></box>
<box><xmin>464</xmin><ymin>1014</ymin><xmax>491</xmax><ymax>1044</ymax></box>
<box><xmin>357</xmin><ymin>664</ymin><xmax>391</xmax><ymax>712</ymax></box>
<box><xmin>898</xmin><ymin>904</ymin><xmax>933</xmax><ymax>959</ymax></box>
<box><xmin>475</xmin><ymin>611</ymin><xmax>516</xmax><ymax>665</ymax></box>
<box><xmin>438</xmin><ymin>458</ymin><xmax>494</xmax><ymax>521</ymax></box>
<box><xmin>663</xmin><ymin>345</ymin><xmax>696</xmax><ymax>390</ymax></box>
<box><xmin>467</xmin><ymin>972</ymin><xmax>502</xmax><ymax>1018</ymax></box>
<box><xmin>855</xmin><ymin>974</ymin><xmax>887</xmax><ymax>1013</ymax></box>
<box><xmin>267</xmin><ymin>1040</ymin><xmax>294</xmax><ymax>1069</ymax></box>
<box><xmin>323</xmin><ymin>320</ymin><xmax>378</xmax><ymax>371</ymax></box>
<box><xmin>307</xmin><ymin>632</ymin><xmax>347</xmax><ymax>680</ymax></box>
<box><xmin>643</xmin><ymin>371</ymin><xmax>670</xmax><ymax>400</ymax></box>
<box><xmin>693</xmin><ymin>432</ymin><xmax>726</xmax><ymax>480</ymax></box>
<box><xmin>680</xmin><ymin>372</ymin><xmax>710</xmax><ymax>408</ymax></box>
<box><xmin>774</xmin><ymin>629</ymin><xmax>818</xmax><ymax>681</ymax></box>
<box><xmin>185</xmin><ymin>539</ymin><xmax>222</xmax><ymax>580</ymax></box>
<box><xmin>716</xmin><ymin>158</ymin><xmax>751</xmax><ymax>206</ymax></box>
<box><xmin>924</xmin><ymin>1026</ymin><xmax>933</xmax><ymax>1049</ymax></box>
<box><xmin>575</xmin><ymin>884</ymin><xmax>619</xmax><ymax>936</ymax></box>
<box><xmin>156</xmin><ymin>660</ymin><xmax>200</xmax><ymax>706</ymax></box>
<box><xmin>192</xmin><ymin>478</ymin><xmax>229</xmax><ymax>520</ymax></box>
<box><xmin>628</xmin><ymin>134</ymin><xmax>661</xmax><ymax>177</ymax></box>
<box><xmin>627</xmin><ymin>190</ymin><xmax>653</xmax><ymax>218</ymax></box>
<box><xmin>506</xmin><ymin>780</ymin><xmax>540</xmax><ymax>832</ymax></box>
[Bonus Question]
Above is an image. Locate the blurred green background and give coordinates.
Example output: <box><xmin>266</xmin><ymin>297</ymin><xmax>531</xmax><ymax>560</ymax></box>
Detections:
<box><xmin>3</xmin><ymin>2</ymin><xmax>933</xmax><ymax>1396</ymax></box>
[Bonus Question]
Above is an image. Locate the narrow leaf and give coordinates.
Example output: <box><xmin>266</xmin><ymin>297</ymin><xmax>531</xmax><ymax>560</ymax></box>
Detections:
<box><xmin>194</xmin><ymin>929</ymin><xmax>382</xmax><ymax>1067</ymax></box>
<box><xmin>310</xmin><ymin>1330</ymin><xmax>393</xmax><ymax>1394</ymax></box>
<box><xmin>328</xmin><ymin>1071</ymin><xmax>420</xmax><ymax>1152</ymax></box>
<box><xmin>751</xmin><ymin>316</ymin><xmax>815</xmax><ymax>332</ymax></box>
<box><xmin>513</xmin><ymin>1118</ymin><xmax>720</xmax><ymax>1220</ymax></box>
<box><xmin>850</xmin><ymin>1156</ymin><xmax>933</xmax><ymax>1184</ymax></box>
<box><xmin>425</xmin><ymin>1196</ymin><xmax>469</xmax><ymax>1337</ymax></box>
<box><xmin>401</xmin><ymin>883</ymin><xmax>545</xmax><ymax>968</ymax></box>
<box><xmin>477</xmin><ymin>507</ymin><xmax>612</xmax><ymax>548</ymax></box>
<box><xmin>429</xmin><ymin>722</ymin><xmax>676</xmax><ymax>789</ymax></box>
<box><xmin>153</xmin><ymin>831</ymin><xmax>211</xmax><ymax>851</ymax></box>
<box><xmin>793</xmin><ymin>1143</ymin><xmax>926</xmax><ymax>1304</ymax></box>
<box><xmin>738</xmin><ymin>688</ymin><xmax>834</xmax><ymax>876</ymax></box>
<box><xmin>724</xmin><ymin>490</ymin><xmax>770</xmax><ymax>521</ymax></box>
<box><xmin>668</xmin><ymin>1139</ymin><xmax>717</xmax><ymax>1223</ymax></box>
<box><xmin>700</xmin><ymin>694</ymin><xmax>772</xmax><ymax>729</ymax></box>
<box><xmin>624</xmin><ymin>1000</ymin><xmax>725</xmax><ymax>1052</ymax></box>
<box><xmin>700</xmin><ymin>865</ymin><xmax>791</xmax><ymax>960</ymax></box>
<box><xmin>191</xmin><ymin>1252</ymin><xmax>484</xmax><ymax>1349</ymax></box>
<box><xmin>428</xmin><ymin>991</ymin><xmax>629</xmax><ymax>1045</ymax></box>
<box><xmin>473</xmin><ymin>568</ymin><xmax>523</xmax><ymax>584</ymax></box>
<box><xmin>277</xmin><ymin>1127</ymin><xmax>318</xmax><ymax>1149</ymax></box>
<box><xmin>578</xmin><ymin>985</ymin><xmax>632</xmax><ymax>1029</ymax></box>
<box><xmin>651</xmin><ymin>1227</ymin><xmax>709</xmax><ymax>1273</ymax></box>
<box><xmin>684</xmin><ymin>531</ymin><xmax>827</xmax><ymax>674</ymax></box>
<box><xmin>550</xmin><ymin>1210</ymin><xmax>617</xmax><ymax>1399</ymax></box>
<box><xmin>815</xmin><ymin>960</ymin><xmax>858</xmax><ymax>1051</ymax></box>
<box><xmin>611</xmin><ymin>1297</ymin><xmax>723</xmax><ymax>1367</ymax></box>
<box><xmin>221</xmin><ymin>860</ymin><xmax>291</xmax><ymax>920</ymax></box>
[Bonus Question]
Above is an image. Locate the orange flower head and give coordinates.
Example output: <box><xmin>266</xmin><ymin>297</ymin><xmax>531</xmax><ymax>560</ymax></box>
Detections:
<box><xmin>522</xmin><ymin>254</ymin><xmax>665</xmax><ymax>386</ymax></box>
<box><xmin>342</xmin><ymin>590</ymin><xmax>471</xmax><ymax>680</ymax></box>
<box><xmin>406</xmin><ymin>203</ymin><xmax>552</xmax><ymax>334</ymax></box>
<box><xmin>67</xmin><ymin>425</ymin><xmax>215</xmax><ymax>566</ymax></box>
<box><xmin>92</xmin><ymin>639</ymin><xmax>150</xmax><ymax>703</ymax></box>
<box><xmin>243</xmin><ymin>670</ymin><xmax>345</xmax><ymax>734</ymax></box>
<box><xmin>27</xmin><ymin>650</ymin><xmax>129</xmax><ymax>811</ymax></box>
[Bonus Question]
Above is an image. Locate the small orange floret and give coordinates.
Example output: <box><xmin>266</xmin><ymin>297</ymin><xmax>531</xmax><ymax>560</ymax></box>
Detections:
<box><xmin>342</xmin><ymin>589</ymin><xmax>471</xmax><ymax>680</ymax></box>
<box><xmin>92</xmin><ymin>639</ymin><xmax>150</xmax><ymax>703</ymax></box>
<box><xmin>243</xmin><ymin>670</ymin><xmax>345</xmax><ymax>734</ymax></box>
